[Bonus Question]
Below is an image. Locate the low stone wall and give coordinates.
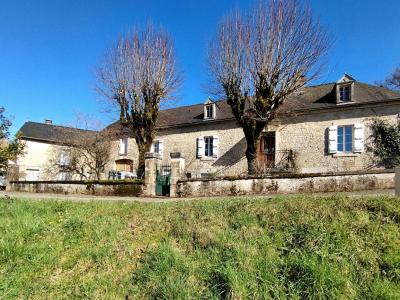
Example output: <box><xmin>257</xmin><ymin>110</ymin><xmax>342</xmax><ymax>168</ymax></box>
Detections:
<box><xmin>8</xmin><ymin>180</ymin><xmax>144</xmax><ymax>197</ymax></box>
<box><xmin>176</xmin><ymin>170</ymin><xmax>394</xmax><ymax>197</ymax></box>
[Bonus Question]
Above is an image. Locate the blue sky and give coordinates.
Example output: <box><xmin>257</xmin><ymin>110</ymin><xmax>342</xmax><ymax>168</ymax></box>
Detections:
<box><xmin>1</xmin><ymin>0</ymin><xmax>399</xmax><ymax>134</ymax></box>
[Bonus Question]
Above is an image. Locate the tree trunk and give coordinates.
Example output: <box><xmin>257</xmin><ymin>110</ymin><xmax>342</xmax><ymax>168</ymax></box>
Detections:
<box><xmin>137</xmin><ymin>148</ymin><xmax>146</xmax><ymax>179</ymax></box>
<box><xmin>136</xmin><ymin>139</ymin><xmax>153</xmax><ymax>179</ymax></box>
<box><xmin>245</xmin><ymin>142</ymin><xmax>258</xmax><ymax>175</ymax></box>
<box><xmin>243</xmin><ymin>121</ymin><xmax>267</xmax><ymax>175</ymax></box>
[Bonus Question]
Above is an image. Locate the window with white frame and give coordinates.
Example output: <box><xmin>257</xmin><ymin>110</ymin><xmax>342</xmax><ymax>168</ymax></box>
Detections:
<box><xmin>328</xmin><ymin>123</ymin><xmax>364</xmax><ymax>154</ymax></box>
<box><xmin>154</xmin><ymin>141</ymin><xmax>160</xmax><ymax>154</ymax></box>
<box><xmin>204</xmin><ymin>136</ymin><xmax>214</xmax><ymax>157</ymax></box>
<box><xmin>206</xmin><ymin>105</ymin><xmax>214</xmax><ymax>119</ymax></box>
<box><xmin>337</xmin><ymin>125</ymin><xmax>353</xmax><ymax>152</ymax></box>
<box><xmin>339</xmin><ymin>85</ymin><xmax>351</xmax><ymax>102</ymax></box>
<box><xmin>151</xmin><ymin>140</ymin><xmax>164</xmax><ymax>157</ymax></box>
<box><xmin>119</xmin><ymin>138</ymin><xmax>128</xmax><ymax>155</ymax></box>
<box><xmin>59</xmin><ymin>151</ymin><xmax>70</xmax><ymax>166</ymax></box>
<box><xmin>26</xmin><ymin>168</ymin><xmax>40</xmax><ymax>181</ymax></box>
<box><xmin>197</xmin><ymin>136</ymin><xmax>219</xmax><ymax>158</ymax></box>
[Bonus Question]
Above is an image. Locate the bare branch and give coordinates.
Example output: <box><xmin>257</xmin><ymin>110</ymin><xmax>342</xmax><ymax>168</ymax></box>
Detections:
<box><xmin>208</xmin><ymin>0</ymin><xmax>330</xmax><ymax>174</ymax></box>
<box><xmin>95</xmin><ymin>24</ymin><xmax>181</xmax><ymax>175</ymax></box>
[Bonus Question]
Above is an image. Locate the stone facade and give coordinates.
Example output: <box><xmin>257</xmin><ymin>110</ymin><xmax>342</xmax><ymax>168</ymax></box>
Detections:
<box><xmin>107</xmin><ymin>119</ymin><xmax>248</xmax><ymax>178</ymax></box>
<box><xmin>106</xmin><ymin>101</ymin><xmax>400</xmax><ymax>177</ymax></box>
<box><xmin>272</xmin><ymin>101</ymin><xmax>399</xmax><ymax>173</ymax></box>
<box><xmin>16</xmin><ymin>77</ymin><xmax>400</xmax><ymax>182</ymax></box>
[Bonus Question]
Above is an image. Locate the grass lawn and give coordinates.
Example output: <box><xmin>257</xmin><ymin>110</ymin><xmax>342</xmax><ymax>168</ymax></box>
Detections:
<box><xmin>0</xmin><ymin>195</ymin><xmax>399</xmax><ymax>299</ymax></box>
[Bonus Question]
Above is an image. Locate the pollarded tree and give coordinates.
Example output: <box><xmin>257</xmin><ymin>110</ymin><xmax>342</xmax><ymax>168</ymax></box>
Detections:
<box><xmin>208</xmin><ymin>0</ymin><xmax>330</xmax><ymax>174</ymax></box>
<box><xmin>96</xmin><ymin>24</ymin><xmax>180</xmax><ymax>176</ymax></box>
<box><xmin>0</xmin><ymin>107</ymin><xmax>25</xmax><ymax>170</ymax></box>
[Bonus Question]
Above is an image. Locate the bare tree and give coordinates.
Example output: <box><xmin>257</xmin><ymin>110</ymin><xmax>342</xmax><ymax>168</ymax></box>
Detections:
<box><xmin>46</xmin><ymin>128</ymin><xmax>113</xmax><ymax>181</ymax></box>
<box><xmin>96</xmin><ymin>24</ymin><xmax>180</xmax><ymax>176</ymax></box>
<box><xmin>208</xmin><ymin>0</ymin><xmax>330</xmax><ymax>174</ymax></box>
<box><xmin>385</xmin><ymin>66</ymin><xmax>400</xmax><ymax>90</ymax></box>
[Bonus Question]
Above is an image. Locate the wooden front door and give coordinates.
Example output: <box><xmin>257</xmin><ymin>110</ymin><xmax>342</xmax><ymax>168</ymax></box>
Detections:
<box><xmin>257</xmin><ymin>132</ymin><xmax>276</xmax><ymax>168</ymax></box>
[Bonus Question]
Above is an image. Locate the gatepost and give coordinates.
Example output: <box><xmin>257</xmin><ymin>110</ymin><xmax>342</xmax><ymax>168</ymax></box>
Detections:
<box><xmin>144</xmin><ymin>152</ymin><xmax>162</xmax><ymax>197</ymax></box>
<box><xmin>170</xmin><ymin>152</ymin><xmax>185</xmax><ymax>197</ymax></box>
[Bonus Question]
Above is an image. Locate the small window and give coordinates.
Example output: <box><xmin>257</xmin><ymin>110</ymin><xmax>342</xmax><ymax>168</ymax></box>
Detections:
<box><xmin>119</xmin><ymin>138</ymin><xmax>128</xmax><ymax>155</ymax></box>
<box><xmin>204</xmin><ymin>136</ymin><xmax>214</xmax><ymax>157</ymax></box>
<box><xmin>154</xmin><ymin>141</ymin><xmax>160</xmax><ymax>154</ymax></box>
<box><xmin>26</xmin><ymin>168</ymin><xmax>40</xmax><ymax>181</ymax></box>
<box><xmin>59</xmin><ymin>151</ymin><xmax>70</xmax><ymax>166</ymax></box>
<box><xmin>206</xmin><ymin>105</ymin><xmax>214</xmax><ymax>119</ymax></box>
<box><xmin>337</xmin><ymin>125</ymin><xmax>353</xmax><ymax>152</ymax></box>
<box><xmin>339</xmin><ymin>85</ymin><xmax>351</xmax><ymax>102</ymax></box>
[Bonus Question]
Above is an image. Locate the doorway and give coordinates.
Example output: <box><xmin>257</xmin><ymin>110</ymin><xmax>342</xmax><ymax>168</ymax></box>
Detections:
<box><xmin>257</xmin><ymin>132</ymin><xmax>276</xmax><ymax>168</ymax></box>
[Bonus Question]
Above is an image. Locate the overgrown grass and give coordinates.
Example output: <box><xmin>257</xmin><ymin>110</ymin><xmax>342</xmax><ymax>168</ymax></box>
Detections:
<box><xmin>0</xmin><ymin>195</ymin><xmax>399</xmax><ymax>299</ymax></box>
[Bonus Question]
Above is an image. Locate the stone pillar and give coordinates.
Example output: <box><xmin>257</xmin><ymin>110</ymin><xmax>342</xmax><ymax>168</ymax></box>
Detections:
<box><xmin>144</xmin><ymin>152</ymin><xmax>162</xmax><ymax>197</ymax></box>
<box><xmin>396</xmin><ymin>167</ymin><xmax>400</xmax><ymax>197</ymax></box>
<box><xmin>170</xmin><ymin>153</ymin><xmax>185</xmax><ymax>198</ymax></box>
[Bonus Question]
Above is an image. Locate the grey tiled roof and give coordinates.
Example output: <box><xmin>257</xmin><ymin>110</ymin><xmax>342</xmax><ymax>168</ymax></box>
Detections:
<box><xmin>20</xmin><ymin>81</ymin><xmax>400</xmax><ymax>142</ymax></box>
<box><xmin>283</xmin><ymin>82</ymin><xmax>400</xmax><ymax>111</ymax></box>
<box><xmin>107</xmin><ymin>81</ymin><xmax>400</xmax><ymax>131</ymax></box>
<box><xmin>19</xmin><ymin>122</ymin><xmax>97</xmax><ymax>143</ymax></box>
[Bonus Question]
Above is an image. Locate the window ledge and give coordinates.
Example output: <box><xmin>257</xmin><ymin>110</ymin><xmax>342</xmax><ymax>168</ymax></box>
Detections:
<box><xmin>200</xmin><ymin>157</ymin><xmax>215</xmax><ymax>161</ymax></box>
<box><xmin>336</xmin><ymin>101</ymin><xmax>355</xmax><ymax>105</ymax></box>
<box><xmin>332</xmin><ymin>152</ymin><xmax>360</xmax><ymax>158</ymax></box>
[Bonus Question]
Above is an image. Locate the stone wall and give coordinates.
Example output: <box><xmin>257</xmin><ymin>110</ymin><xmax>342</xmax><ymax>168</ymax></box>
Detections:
<box><xmin>8</xmin><ymin>180</ymin><xmax>144</xmax><ymax>196</ymax></box>
<box><xmin>176</xmin><ymin>170</ymin><xmax>394</xmax><ymax>197</ymax></box>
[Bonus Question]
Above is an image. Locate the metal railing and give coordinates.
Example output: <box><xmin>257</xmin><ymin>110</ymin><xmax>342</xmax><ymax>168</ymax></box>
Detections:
<box><xmin>255</xmin><ymin>150</ymin><xmax>295</xmax><ymax>174</ymax></box>
<box><xmin>184</xmin><ymin>150</ymin><xmax>295</xmax><ymax>179</ymax></box>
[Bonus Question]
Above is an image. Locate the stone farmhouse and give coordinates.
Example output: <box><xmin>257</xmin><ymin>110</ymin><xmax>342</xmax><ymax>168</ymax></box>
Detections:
<box><xmin>16</xmin><ymin>75</ymin><xmax>400</xmax><ymax>181</ymax></box>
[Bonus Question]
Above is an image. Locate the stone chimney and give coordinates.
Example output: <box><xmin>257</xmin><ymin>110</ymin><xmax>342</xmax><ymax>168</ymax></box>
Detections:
<box><xmin>45</xmin><ymin>119</ymin><xmax>53</xmax><ymax>125</ymax></box>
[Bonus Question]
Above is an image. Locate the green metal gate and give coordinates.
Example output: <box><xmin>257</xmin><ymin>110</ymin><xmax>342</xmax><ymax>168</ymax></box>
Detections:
<box><xmin>156</xmin><ymin>164</ymin><xmax>171</xmax><ymax>196</ymax></box>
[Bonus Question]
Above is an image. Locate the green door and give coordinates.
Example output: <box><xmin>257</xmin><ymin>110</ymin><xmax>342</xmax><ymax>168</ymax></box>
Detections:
<box><xmin>156</xmin><ymin>165</ymin><xmax>171</xmax><ymax>196</ymax></box>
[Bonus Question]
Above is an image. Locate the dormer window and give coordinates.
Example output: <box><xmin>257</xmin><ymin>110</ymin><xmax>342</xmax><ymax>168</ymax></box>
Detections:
<box><xmin>339</xmin><ymin>85</ymin><xmax>351</xmax><ymax>102</ymax></box>
<box><xmin>203</xmin><ymin>98</ymin><xmax>216</xmax><ymax>120</ymax></box>
<box><xmin>336</xmin><ymin>74</ymin><xmax>356</xmax><ymax>104</ymax></box>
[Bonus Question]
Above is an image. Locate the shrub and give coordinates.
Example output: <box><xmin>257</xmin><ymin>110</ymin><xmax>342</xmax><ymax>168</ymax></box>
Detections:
<box><xmin>369</xmin><ymin>119</ymin><xmax>400</xmax><ymax>168</ymax></box>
